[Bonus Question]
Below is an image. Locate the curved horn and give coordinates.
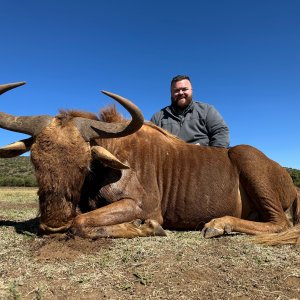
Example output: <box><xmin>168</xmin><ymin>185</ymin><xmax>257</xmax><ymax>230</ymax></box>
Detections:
<box><xmin>0</xmin><ymin>81</ymin><xmax>26</xmax><ymax>95</ymax></box>
<box><xmin>73</xmin><ymin>91</ymin><xmax>144</xmax><ymax>141</ymax></box>
<box><xmin>0</xmin><ymin>137</ymin><xmax>34</xmax><ymax>158</ymax></box>
<box><xmin>0</xmin><ymin>113</ymin><xmax>53</xmax><ymax>136</ymax></box>
<box><xmin>0</xmin><ymin>81</ymin><xmax>53</xmax><ymax>136</ymax></box>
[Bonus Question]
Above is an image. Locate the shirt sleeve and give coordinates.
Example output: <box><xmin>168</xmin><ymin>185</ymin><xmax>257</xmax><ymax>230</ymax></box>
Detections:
<box><xmin>205</xmin><ymin>106</ymin><xmax>230</xmax><ymax>148</ymax></box>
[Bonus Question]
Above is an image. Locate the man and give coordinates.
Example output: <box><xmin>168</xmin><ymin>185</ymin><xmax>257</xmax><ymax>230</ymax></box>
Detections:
<box><xmin>150</xmin><ymin>75</ymin><xmax>229</xmax><ymax>147</ymax></box>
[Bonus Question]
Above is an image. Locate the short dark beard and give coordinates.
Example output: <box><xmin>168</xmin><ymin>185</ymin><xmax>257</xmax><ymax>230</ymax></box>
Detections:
<box><xmin>171</xmin><ymin>95</ymin><xmax>193</xmax><ymax>111</ymax></box>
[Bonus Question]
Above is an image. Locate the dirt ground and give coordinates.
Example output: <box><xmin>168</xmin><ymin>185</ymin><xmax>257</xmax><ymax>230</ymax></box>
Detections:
<box><xmin>0</xmin><ymin>188</ymin><xmax>299</xmax><ymax>300</ymax></box>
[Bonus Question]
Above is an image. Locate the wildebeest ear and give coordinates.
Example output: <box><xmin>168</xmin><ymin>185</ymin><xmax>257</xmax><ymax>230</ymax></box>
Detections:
<box><xmin>91</xmin><ymin>146</ymin><xmax>130</xmax><ymax>170</ymax></box>
<box><xmin>0</xmin><ymin>137</ymin><xmax>33</xmax><ymax>158</ymax></box>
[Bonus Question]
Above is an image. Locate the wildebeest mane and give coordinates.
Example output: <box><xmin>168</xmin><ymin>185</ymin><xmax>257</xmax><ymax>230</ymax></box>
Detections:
<box><xmin>98</xmin><ymin>105</ymin><xmax>184</xmax><ymax>143</ymax></box>
<box><xmin>60</xmin><ymin>105</ymin><xmax>184</xmax><ymax>144</ymax></box>
<box><xmin>58</xmin><ymin>109</ymin><xmax>99</xmax><ymax>126</ymax></box>
<box><xmin>145</xmin><ymin>122</ymin><xmax>184</xmax><ymax>144</ymax></box>
<box><xmin>99</xmin><ymin>105</ymin><xmax>125</xmax><ymax>123</ymax></box>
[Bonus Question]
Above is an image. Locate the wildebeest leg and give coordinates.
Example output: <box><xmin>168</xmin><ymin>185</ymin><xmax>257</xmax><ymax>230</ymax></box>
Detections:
<box><xmin>70</xmin><ymin>199</ymin><xmax>166</xmax><ymax>238</ymax></box>
<box><xmin>205</xmin><ymin>146</ymin><xmax>295</xmax><ymax>239</ymax></box>
<box><xmin>71</xmin><ymin>219</ymin><xmax>166</xmax><ymax>239</ymax></box>
<box><xmin>202</xmin><ymin>215</ymin><xmax>290</xmax><ymax>238</ymax></box>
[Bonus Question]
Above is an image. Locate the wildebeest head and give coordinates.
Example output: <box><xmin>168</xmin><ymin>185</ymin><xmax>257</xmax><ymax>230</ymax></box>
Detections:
<box><xmin>0</xmin><ymin>82</ymin><xmax>144</xmax><ymax>233</ymax></box>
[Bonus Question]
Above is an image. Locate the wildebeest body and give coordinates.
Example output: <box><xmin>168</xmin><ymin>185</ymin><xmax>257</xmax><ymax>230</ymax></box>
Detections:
<box><xmin>1</xmin><ymin>82</ymin><xmax>299</xmax><ymax>245</ymax></box>
<box><xmin>78</xmin><ymin>127</ymin><xmax>296</xmax><ymax>234</ymax></box>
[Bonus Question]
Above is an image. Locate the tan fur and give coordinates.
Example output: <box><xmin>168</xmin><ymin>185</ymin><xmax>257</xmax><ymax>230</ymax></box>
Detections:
<box><xmin>253</xmin><ymin>225</ymin><xmax>300</xmax><ymax>245</ymax></box>
<box><xmin>144</xmin><ymin>121</ymin><xmax>185</xmax><ymax>144</ymax></box>
<box><xmin>31</xmin><ymin>118</ymin><xmax>91</xmax><ymax>230</ymax></box>
<box><xmin>59</xmin><ymin>109</ymin><xmax>99</xmax><ymax>121</ymax></box>
<box><xmin>9</xmin><ymin>105</ymin><xmax>299</xmax><ymax>244</ymax></box>
<box><xmin>253</xmin><ymin>188</ymin><xmax>300</xmax><ymax>245</ymax></box>
<box><xmin>99</xmin><ymin>105</ymin><xmax>124</xmax><ymax>123</ymax></box>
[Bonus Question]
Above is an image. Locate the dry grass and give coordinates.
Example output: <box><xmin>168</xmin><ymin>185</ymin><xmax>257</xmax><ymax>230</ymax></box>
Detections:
<box><xmin>0</xmin><ymin>187</ymin><xmax>300</xmax><ymax>300</ymax></box>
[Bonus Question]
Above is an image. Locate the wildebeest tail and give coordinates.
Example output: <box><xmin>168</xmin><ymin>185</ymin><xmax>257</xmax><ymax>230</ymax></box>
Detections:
<box><xmin>253</xmin><ymin>187</ymin><xmax>300</xmax><ymax>246</ymax></box>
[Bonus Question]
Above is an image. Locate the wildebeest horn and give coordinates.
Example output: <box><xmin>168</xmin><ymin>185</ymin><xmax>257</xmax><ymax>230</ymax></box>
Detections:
<box><xmin>73</xmin><ymin>90</ymin><xmax>144</xmax><ymax>141</ymax></box>
<box><xmin>0</xmin><ymin>113</ymin><xmax>53</xmax><ymax>136</ymax></box>
<box><xmin>0</xmin><ymin>82</ymin><xmax>143</xmax><ymax>139</ymax></box>
<box><xmin>0</xmin><ymin>82</ymin><xmax>53</xmax><ymax>136</ymax></box>
<box><xmin>0</xmin><ymin>81</ymin><xmax>26</xmax><ymax>95</ymax></box>
<box><xmin>0</xmin><ymin>137</ymin><xmax>34</xmax><ymax>158</ymax></box>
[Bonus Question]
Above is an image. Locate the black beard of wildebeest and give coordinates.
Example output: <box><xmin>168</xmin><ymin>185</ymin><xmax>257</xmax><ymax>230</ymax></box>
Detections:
<box><xmin>0</xmin><ymin>81</ymin><xmax>299</xmax><ymax>246</ymax></box>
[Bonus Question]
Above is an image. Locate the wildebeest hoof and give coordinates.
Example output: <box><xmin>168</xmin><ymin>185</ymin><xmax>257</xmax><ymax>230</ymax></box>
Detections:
<box><xmin>68</xmin><ymin>226</ymin><xmax>87</xmax><ymax>238</ymax></box>
<box><xmin>144</xmin><ymin>219</ymin><xmax>167</xmax><ymax>236</ymax></box>
<box><xmin>202</xmin><ymin>227</ymin><xmax>224</xmax><ymax>238</ymax></box>
<box><xmin>153</xmin><ymin>225</ymin><xmax>167</xmax><ymax>237</ymax></box>
<box><xmin>65</xmin><ymin>229</ymin><xmax>76</xmax><ymax>240</ymax></box>
<box><xmin>68</xmin><ymin>226</ymin><xmax>76</xmax><ymax>234</ymax></box>
<box><xmin>224</xmin><ymin>224</ymin><xmax>232</xmax><ymax>234</ymax></box>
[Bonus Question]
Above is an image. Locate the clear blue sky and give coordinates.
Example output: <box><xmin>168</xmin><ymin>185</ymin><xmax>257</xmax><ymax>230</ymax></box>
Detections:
<box><xmin>1</xmin><ymin>0</ymin><xmax>299</xmax><ymax>168</ymax></box>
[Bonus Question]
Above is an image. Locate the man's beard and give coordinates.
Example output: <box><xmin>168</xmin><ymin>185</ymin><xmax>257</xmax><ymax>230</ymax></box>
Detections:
<box><xmin>171</xmin><ymin>94</ymin><xmax>193</xmax><ymax>109</ymax></box>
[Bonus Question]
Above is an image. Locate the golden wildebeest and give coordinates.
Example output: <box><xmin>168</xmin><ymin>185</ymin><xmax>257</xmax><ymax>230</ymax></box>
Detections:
<box><xmin>0</xmin><ymin>82</ymin><xmax>299</xmax><ymax>245</ymax></box>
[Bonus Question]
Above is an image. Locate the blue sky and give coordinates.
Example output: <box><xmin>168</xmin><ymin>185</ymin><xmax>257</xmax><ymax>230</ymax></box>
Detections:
<box><xmin>1</xmin><ymin>0</ymin><xmax>299</xmax><ymax>168</ymax></box>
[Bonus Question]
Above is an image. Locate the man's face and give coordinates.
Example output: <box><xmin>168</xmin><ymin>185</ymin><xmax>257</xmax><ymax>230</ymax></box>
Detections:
<box><xmin>171</xmin><ymin>79</ymin><xmax>193</xmax><ymax>110</ymax></box>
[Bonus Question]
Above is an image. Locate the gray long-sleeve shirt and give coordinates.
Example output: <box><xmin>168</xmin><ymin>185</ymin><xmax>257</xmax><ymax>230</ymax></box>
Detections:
<box><xmin>150</xmin><ymin>101</ymin><xmax>229</xmax><ymax>148</ymax></box>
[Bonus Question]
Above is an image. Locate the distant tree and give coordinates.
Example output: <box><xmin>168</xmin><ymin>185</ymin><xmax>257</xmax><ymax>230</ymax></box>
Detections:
<box><xmin>286</xmin><ymin>168</ymin><xmax>300</xmax><ymax>188</ymax></box>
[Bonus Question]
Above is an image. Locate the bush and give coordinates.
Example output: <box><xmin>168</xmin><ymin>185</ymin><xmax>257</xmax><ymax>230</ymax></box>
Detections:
<box><xmin>286</xmin><ymin>168</ymin><xmax>300</xmax><ymax>188</ymax></box>
<box><xmin>0</xmin><ymin>157</ymin><xmax>37</xmax><ymax>187</ymax></box>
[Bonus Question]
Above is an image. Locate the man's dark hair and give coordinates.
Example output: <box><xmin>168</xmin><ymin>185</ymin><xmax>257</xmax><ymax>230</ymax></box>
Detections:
<box><xmin>170</xmin><ymin>75</ymin><xmax>191</xmax><ymax>88</ymax></box>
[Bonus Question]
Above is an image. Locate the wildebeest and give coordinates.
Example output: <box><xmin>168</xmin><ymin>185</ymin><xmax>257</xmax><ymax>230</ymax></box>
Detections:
<box><xmin>1</xmin><ymin>82</ymin><xmax>299</xmax><ymax>245</ymax></box>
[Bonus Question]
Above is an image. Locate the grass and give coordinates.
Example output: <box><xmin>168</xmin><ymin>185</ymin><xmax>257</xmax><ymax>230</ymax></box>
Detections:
<box><xmin>0</xmin><ymin>187</ymin><xmax>300</xmax><ymax>299</ymax></box>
